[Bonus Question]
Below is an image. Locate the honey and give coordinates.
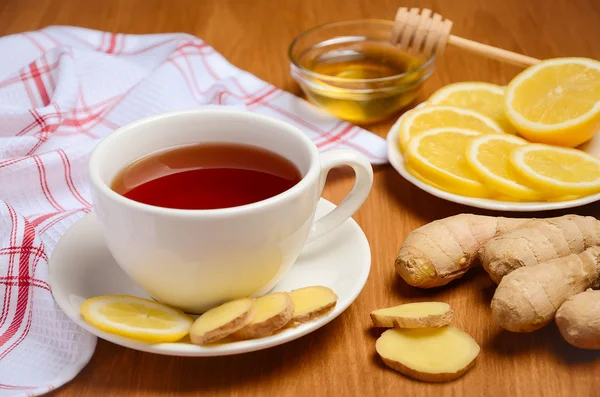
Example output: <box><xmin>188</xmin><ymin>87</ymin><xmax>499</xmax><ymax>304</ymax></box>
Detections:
<box><xmin>294</xmin><ymin>39</ymin><xmax>430</xmax><ymax>124</ymax></box>
<box><xmin>306</xmin><ymin>42</ymin><xmax>422</xmax><ymax>80</ymax></box>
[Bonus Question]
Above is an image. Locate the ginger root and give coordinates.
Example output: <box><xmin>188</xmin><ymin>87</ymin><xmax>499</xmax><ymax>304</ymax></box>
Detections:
<box><xmin>395</xmin><ymin>214</ymin><xmax>528</xmax><ymax>288</ymax></box>
<box><xmin>556</xmin><ymin>289</ymin><xmax>600</xmax><ymax>350</ymax></box>
<box><xmin>481</xmin><ymin>215</ymin><xmax>600</xmax><ymax>283</ymax></box>
<box><xmin>370</xmin><ymin>302</ymin><xmax>453</xmax><ymax>328</ymax></box>
<box><xmin>289</xmin><ymin>286</ymin><xmax>337</xmax><ymax>323</ymax></box>
<box><xmin>491</xmin><ymin>247</ymin><xmax>600</xmax><ymax>332</ymax></box>
<box><xmin>190</xmin><ymin>298</ymin><xmax>255</xmax><ymax>344</ymax></box>
<box><xmin>376</xmin><ymin>327</ymin><xmax>480</xmax><ymax>382</ymax></box>
<box><xmin>232</xmin><ymin>293</ymin><xmax>294</xmax><ymax>340</ymax></box>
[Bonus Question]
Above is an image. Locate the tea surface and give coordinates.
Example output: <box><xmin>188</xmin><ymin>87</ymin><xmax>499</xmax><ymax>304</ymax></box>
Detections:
<box><xmin>111</xmin><ymin>143</ymin><xmax>301</xmax><ymax>210</ymax></box>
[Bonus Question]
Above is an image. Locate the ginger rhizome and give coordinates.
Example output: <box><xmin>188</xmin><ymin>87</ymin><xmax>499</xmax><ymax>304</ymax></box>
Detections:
<box><xmin>395</xmin><ymin>214</ymin><xmax>528</xmax><ymax>288</ymax></box>
<box><xmin>556</xmin><ymin>289</ymin><xmax>600</xmax><ymax>350</ymax></box>
<box><xmin>491</xmin><ymin>247</ymin><xmax>600</xmax><ymax>332</ymax></box>
<box><xmin>481</xmin><ymin>215</ymin><xmax>600</xmax><ymax>283</ymax></box>
<box><xmin>396</xmin><ymin>214</ymin><xmax>600</xmax><ymax>289</ymax></box>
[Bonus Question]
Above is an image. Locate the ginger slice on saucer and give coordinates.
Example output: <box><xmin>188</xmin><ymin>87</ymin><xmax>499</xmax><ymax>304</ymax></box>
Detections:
<box><xmin>190</xmin><ymin>298</ymin><xmax>255</xmax><ymax>345</ymax></box>
<box><xmin>232</xmin><ymin>292</ymin><xmax>294</xmax><ymax>340</ymax></box>
<box><xmin>289</xmin><ymin>286</ymin><xmax>337</xmax><ymax>324</ymax></box>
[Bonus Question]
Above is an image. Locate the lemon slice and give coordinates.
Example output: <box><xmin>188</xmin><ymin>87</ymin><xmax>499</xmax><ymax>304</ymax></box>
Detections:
<box><xmin>405</xmin><ymin>128</ymin><xmax>490</xmax><ymax>198</ymax></box>
<box><xmin>406</xmin><ymin>156</ymin><xmax>514</xmax><ymax>200</ymax></box>
<box><xmin>510</xmin><ymin>144</ymin><xmax>600</xmax><ymax>195</ymax></box>
<box><xmin>397</xmin><ymin>105</ymin><xmax>504</xmax><ymax>152</ymax></box>
<box><xmin>505</xmin><ymin>57</ymin><xmax>600</xmax><ymax>147</ymax></box>
<box><xmin>81</xmin><ymin>295</ymin><xmax>193</xmax><ymax>343</ymax></box>
<box><xmin>428</xmin><ymin>82</ymin><xmax>516</xmax><ymax>134</ymax></box>
<box><xmin>406</xmin><ymin>161</ymin><xmax>507</xmax><ymax>199</ymax></box>
<box><xmin>465</xmin><ymin>135</ymin><xmax>546</xmax><ymax>201</ymax></box>
<box><xmin>405</xmin><ymin>162</ymin><xmax>449</xmax><ymax>191</ymax></box>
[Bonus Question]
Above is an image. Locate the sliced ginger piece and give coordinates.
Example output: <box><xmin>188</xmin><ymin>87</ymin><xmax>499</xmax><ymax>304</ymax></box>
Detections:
<box><xmin>190</xmin><ymin>298</ymin><xmax>255</xmax><ymax>345</ymax></box>
<box><xmin>376</xmin><ymin>327</ymin><xmax>480</xmax><ymax>383</ymax></box>
<box><xmin>289</xmin><ymin>286</ymin><xmax>337</xmax><ymax>323</ymax></box>
<box><xmin>232</xmin><ymin>293</ymin><xmax>294</xmax><ymax>340</ymax></box>
<box><xmin>370</xmin><ymin>302</ymin><xmax>453</xmax><ymax>328</ymax></box>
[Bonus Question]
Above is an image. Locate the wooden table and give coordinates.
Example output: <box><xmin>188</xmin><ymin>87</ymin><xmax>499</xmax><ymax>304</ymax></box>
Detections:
<box><xmin>2</xmin><ymin>0</ymin><xmax>599</xmax><ymax>395</ymax></box>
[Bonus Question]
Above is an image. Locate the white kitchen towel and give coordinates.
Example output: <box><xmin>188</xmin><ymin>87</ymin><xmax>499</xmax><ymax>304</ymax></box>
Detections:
<box><xmin>0</xmin><ymin>26</ymin><xmax>388</xmax><ymax>396</ymax></box>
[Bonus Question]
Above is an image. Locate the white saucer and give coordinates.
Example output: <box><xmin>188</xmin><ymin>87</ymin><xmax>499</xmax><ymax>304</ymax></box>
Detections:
<box><xmin>48</xmin><ymin>198</ymin><xmax>371</xmax><ymax>357</ymax></box>
<box><xmin>386</xmin><ymin>104</ymin><xmax>600</xmax><ymax>212</ymax></box>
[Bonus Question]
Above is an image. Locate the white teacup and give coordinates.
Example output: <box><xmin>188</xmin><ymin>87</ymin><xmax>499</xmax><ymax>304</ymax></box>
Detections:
<box><xmin>88</xmin><ymin>109</ymin><xmax>373</xmax><ymax>313</ymax></box>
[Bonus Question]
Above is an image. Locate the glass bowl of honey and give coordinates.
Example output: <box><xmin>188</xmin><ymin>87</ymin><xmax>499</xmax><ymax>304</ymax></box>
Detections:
<box><xmin>289</xmin><ymin>19</ymin><xmax>435</xmax><ymax>124</ymax></box>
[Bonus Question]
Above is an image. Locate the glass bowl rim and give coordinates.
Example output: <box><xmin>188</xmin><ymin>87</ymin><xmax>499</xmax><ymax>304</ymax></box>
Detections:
<box><xmin>288</xmin><ymin>19</ymin><xmax>436</xmax><ymax>85</ymax></box>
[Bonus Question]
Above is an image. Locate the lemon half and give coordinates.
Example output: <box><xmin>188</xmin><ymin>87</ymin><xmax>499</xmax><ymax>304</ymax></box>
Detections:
<box><xmin>505</xmin><ymin>57</ymin><xmax>600</xmax><ymax>147</ymax></box>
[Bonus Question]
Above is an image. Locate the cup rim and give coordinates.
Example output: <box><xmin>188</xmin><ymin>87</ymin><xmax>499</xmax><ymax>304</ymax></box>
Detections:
<box><xmin>288</xmin><ymin>19</ymin><xmax>436</xmax><ymax>85</ymax></box>
<box><xmin>88</xmin><ymin>108</ymin><xmax>321</xmax><ymax>218</ymax></box>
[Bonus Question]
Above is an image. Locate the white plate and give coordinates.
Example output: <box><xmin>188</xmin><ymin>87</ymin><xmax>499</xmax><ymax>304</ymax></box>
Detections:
<box><xmin>386</xmin><ymin>104</ymin><xmax>600</xmax><ymax>212</ymax></box>
<box><xmin>48</xmin><ymin>198</ymin><xmax>371</xmax><ymax>357</ymax></box>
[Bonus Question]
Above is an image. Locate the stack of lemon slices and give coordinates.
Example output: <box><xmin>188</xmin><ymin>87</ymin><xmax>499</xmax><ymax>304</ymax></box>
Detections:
<box><xmin>397</xmin><ymin>57</ymin><xmax>600</xmax><ymax>201</ymax></box>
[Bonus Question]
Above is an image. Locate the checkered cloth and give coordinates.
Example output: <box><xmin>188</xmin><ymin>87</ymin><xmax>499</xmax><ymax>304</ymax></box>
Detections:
<box><xmin>0</xmin><ymin>26</ymin><xmax>388</xmax><ymax>396</ymax></box>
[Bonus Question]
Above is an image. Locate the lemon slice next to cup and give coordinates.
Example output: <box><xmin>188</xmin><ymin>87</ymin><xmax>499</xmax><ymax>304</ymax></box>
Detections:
<box><xmin>80</xmin><ymin>295</ymin><xmax>193</xmax><ymax>343</ymax></box>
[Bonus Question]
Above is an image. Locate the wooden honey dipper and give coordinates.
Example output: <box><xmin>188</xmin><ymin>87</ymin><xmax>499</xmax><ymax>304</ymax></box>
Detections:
<box><xmin>391</xmin><ymin>7</ymin><xmax>540</xmax><ymax>68</ymax></box>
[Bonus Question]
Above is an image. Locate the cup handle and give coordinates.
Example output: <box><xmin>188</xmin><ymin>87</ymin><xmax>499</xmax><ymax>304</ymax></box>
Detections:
<box><xmin>306</xmin><ymin>149</ymin><xmax>374</xmax><ymax>243</ymax></box>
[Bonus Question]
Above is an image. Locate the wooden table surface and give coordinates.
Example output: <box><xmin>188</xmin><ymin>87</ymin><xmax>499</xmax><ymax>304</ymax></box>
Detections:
<box><xmin>2</xmin><ymin>0</ymin><xmax>600</xmax><ymax>396</ymax></box>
